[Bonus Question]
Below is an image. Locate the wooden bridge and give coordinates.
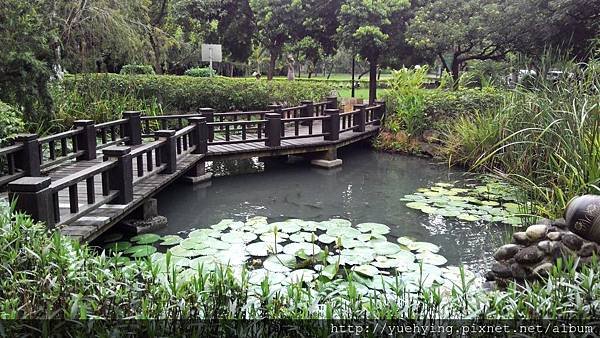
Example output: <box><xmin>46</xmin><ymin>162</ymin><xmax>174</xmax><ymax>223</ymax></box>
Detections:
<box><xmin>0</xmin><ymin>97</ymin><xmax>383</xmax><ymax>241</ymax></box>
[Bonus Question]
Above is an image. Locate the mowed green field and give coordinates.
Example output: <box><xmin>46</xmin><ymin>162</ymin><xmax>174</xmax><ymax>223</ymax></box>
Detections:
<box><xmin>270</xmin><ymin>73</ymin><xmax>392</xmax><ymax>81</ymax></box>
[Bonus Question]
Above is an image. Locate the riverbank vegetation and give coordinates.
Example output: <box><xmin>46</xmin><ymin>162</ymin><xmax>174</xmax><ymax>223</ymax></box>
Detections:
<box><xmin>1</xmin><ymin>206</ymin><xmax>598</xmax><ymax>324</ymax></box>
<box><xmin>378</xmin><ymin>57</ymin><xmax>600</xmax><ymax>218</ymax></box>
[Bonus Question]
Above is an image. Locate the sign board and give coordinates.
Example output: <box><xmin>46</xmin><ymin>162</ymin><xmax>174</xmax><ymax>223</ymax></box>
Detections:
<box><xmin>201</xmin><ymin>44</ymin><xmax>222</xmax><ymax>62</ymax></box>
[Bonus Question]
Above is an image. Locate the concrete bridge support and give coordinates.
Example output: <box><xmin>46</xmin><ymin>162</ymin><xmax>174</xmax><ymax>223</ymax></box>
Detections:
<box><xmin>308</xmin><ymin>147</ymin><xmax>342</xmax><ymax>169</ymax></box>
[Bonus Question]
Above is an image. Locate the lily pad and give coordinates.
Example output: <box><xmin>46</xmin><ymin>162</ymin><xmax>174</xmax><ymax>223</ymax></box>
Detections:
<box><xmin>263</xmin><ymin>254</ymin><xmax>296</xmax><ymax>273</ymax></box>
<box><xmin>246</xmin><ymin>241</ymin><xmax>283</xmax><ymax>257</ymax></box>
<box><xmin>352</xmin><ymin>264</ymin><xmax>380</xmax><ymax>277</ymax></box>
<box><xmin>371</xmin><ymin>241</ymin><xmax>401</xmax><ymax>256</ymax></box>
<box><xmin>285</xmin><ymin>269</ymin><xmax>317</xmax><ymax>284</ymax></box>
<box><xmin>416</xmin><ymin>252</ymin><xmax>448</xmax><ymax>266</ymax></box>
<box><xmin>321</xmin><ymin>264</ymin><xmax>339</xmax><ymax>280</ymax></box>
<box><xmin>248</xmin><ymin>269</ymin><xmax>285</xmax><ymax>285</ymax></box>
<box><xmin>125</xmin><ymin>245</ymin><xmax>157</xmax><ymax>258</ymax></box>
<box><xmin>160</xmin><ymin>235</ymin><xmax>183</xmax><ymax>246</ymax></box>
<box><xmin>169</xmin><ymin>245</ymin><xmax>203</xmax><ymax>258</ymax></box>
<box><xmin>105</xmin><ymin>241</ymin><xmax>131</xmax><ymax>252</ymax></box>
<box><xmin>318</xmin><ymin>233</ymin><xmax>337</xmax><ymax>244</ymax></box>
<box><xmin>282</xmin><ymin>242</ymin><xmax>321</xmax><ymax>256</ymax></box>
<box><xmin>188</xmin><ymin>228</ymin><xmax>221</xmax><ymax>238</ymax></box>
<box><xmin>259</xmin><ymin>232</ymin><xmax>289</xmax><ymax>244</ymax></box>
<box><xmin>457</xmin><ymin>213</ymin><xmax>480</xmax><ymax>222</ymax></box>
<box><xmin>406</xmin><ymin>202</ymin><xmax>429</xmax><ymax>210</ymax></box>
<box><xmin>221</xmin><ymin>231</ymin><xmax>257</xmax><ymax>244</ymax></box>
<box><xmin>130</xmin><ymin>233</ymin><xmax>162</xmax><ymax>245</ymax></box>
<box><xmin>357</xmin><ymin>223</ymin><xmax>390</xmax><ymax>235</ymax></box>
<box><xmin>407</xmin><ymin>241</ymin><xmax>440</xmax><ymax>253</ymax></box>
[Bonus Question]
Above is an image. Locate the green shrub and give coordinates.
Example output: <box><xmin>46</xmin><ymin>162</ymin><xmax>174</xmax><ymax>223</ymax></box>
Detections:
<box><xmin>119</xmin><ymin>64</ymin><xmax>156</xmax><ymax>75</ymax></box>
<box><xmin>0</xmin><ymin>101</ymin><xmax>25</xmax><ymax>144</ymax></box>
<box><xmin>382</xmin><ymin>67</ymin><xmax>429</xmax><ymax>136</ymax></box>
<box><xmin>1</xmin><ymin>205</ymin><xmax>598</xmax><ymax>325</ymax></box>
<box><xmin>53</xmin><ymin>74</ymin><xmax>332</xmax><ymax>124</ymax></box>
<box><xmin>424</xmin><ymin>87</ymin><xmax>505</xmax><ymax>122</ymax></box>
<box><xmin>184</xmin><ymin>67</ymin><xmax>215</xmax><ymax>77</ymax></box>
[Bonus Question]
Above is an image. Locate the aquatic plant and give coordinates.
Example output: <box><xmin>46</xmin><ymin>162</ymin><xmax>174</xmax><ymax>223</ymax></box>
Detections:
<box><xmin>402</xmin><ymin>179</ymin><xmax>528</xmax><ymax>225</ymax></box>
<box><xmin>1</xmin><ymin>205</ymin><xmax>598</xmax><ymax>328</ymax></box>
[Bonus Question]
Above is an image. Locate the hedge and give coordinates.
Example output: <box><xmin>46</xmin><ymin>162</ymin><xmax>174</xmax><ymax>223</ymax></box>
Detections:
<box><xmin>119</xmin><ymin>64</ymin><xmax>156</xmax><ymax>75</ymax></box>
<box><xmin>53</xmin><ymin>74</ymin><xmax>332</xmax><ymax>124</ymax></box>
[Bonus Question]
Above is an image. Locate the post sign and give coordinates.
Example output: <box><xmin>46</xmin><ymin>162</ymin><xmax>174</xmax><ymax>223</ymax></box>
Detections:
<box><xmin>201</xmin><ymin>44</ymin><xmax>222</xmax><ymax>62</ymax></box>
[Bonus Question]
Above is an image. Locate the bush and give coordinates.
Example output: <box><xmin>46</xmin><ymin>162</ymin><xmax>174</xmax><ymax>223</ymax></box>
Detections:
<box><xmin>1</xmin><ymin>205</ymin><xmax>598</xmax><ymax>326</ymax></box>
<box><xmin>0</xmin><ymin>101</ymin><xmax>25</xmax><ymax>144</ymax></box>
<box><xmin>52</xmin><ymin>74</ymin><xmax>332</xmax><ymax>124</ymax></box>
<box><xmin>119</xmin><ymin>64</ymin><xmax>156</xmax><ymax>75</ymax></box>
<box><xmin>184</xmin><ymin>67</ymin><xmax>215</xmax><ymax>77</ymax></box>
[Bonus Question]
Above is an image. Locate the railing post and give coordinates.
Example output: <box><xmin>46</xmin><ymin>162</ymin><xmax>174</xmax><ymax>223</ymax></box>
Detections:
<box><xmin>8</xmin><ymin>177</ymin><xmax>55</xmax><ymax>228</ymax></box>
<box><xmin>74</xmin><ymin>120</ymin><xmax>97</xmax><ymax>160</ymax></box>
<box><xmin>300</xmin><ymin>100</ymin><xmax>314</xmax><ymax>118</ymax></box>
<box><xmin>300</xmin><ymin>100</ymin><xmax>314</xmax><ymax>126</ymax></box>
<box><xmin>198</xmin><ymin>108</ymin><xmax>215</xmax><ymax>142</ymax></box>
<box><xmin>188</xmin><ymin>117</ymin><xmax>208</xmax><ymax>154</ymax></box>
<box><xmin>103</xmin><ymin>146</ymin><xmax>133</xmax><ymax>204</ymax></box>
<box><xmin>123</xmin><ymin>111</ymin><xmax>142</xmax><ymax>146</ymax></box>
<box><xmin>265</xmin><ymin>113</ymin><xmax>282</xmax><ymax>147</ymax></box>
<box><xmin>155</xmin><ymin>130</ymin><xmax>177</xmax><ymax>174</ymax></box>
<box><xmin>353</xmin><ymin>104</ymin><xmax>367</xmax><ymax>132</ymax></box>
<box><xmin>267</xmin><ymin>104</ymin><xmax>284</xmax><ymax>136</ymax></box>
<box><xmin>14</xmin><ymin>134</ymin><xmax>41</xmax><ymax>177</ymax></box>
<box><xmin>325</xmin><ymin>96</ymin><xmax>338</xmax><ymax>110</ymax></box>
<box><xmin>374</xmin><ymin>100</ymin><xmax>386</xmax><ymax>126</ymax></box>
<box><xmin>324</xmin><ymin>108</ymin><xmax>340</xmax><ymax>141</ymax></box>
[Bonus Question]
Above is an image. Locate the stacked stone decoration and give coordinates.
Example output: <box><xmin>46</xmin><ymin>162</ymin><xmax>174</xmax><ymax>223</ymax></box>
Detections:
<box><xmin>486</xmin><ymin>218</ymin><xmax>600</xmax><ymax>286</ymax></box>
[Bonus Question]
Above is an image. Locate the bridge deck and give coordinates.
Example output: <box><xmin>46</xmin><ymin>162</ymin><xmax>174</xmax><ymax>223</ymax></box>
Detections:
<box><xmin>2</xmin><ymin>101</ymin><xmax>383</xmax><ymax>242</ymax></box>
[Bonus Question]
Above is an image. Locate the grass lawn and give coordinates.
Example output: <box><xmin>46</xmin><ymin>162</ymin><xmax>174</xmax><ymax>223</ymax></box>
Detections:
<box><xmin>336</xmin><ymin>88</ymin><xmax>370</xmax><ymax>99</ymax></box>
<box><xmin>267</xmin><ymin>73</ymin><xmax>392</xmax><ymax>81</ymax></box>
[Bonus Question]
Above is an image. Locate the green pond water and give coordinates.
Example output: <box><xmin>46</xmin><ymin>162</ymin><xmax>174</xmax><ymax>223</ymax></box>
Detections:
<box><xmin>148</xmin><ymin>144</ymin><xmax>512</xmax><ymax>276</ymax></box>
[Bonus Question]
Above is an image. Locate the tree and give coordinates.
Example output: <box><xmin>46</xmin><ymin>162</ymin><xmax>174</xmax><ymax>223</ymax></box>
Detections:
<box><xmin>250</xmin><ymin>0</ymin><xmax>300</xmax><ymax>80</ymax></box>
<box><xmin>407</xmin><ymin>0</ymin><xmax>511</xmax><ymax>86</ymax></box>
<box><xmin>337</xmin><ymin>0</ymin><xmax>409</xmax><ymax>103</ymax></box>
<box><xmin>406</xmin><ymin>0</ymin><xmax>600</xmax><ymax>86</ymax></box>
<box><xmin>0</xmin><ymin>0</ymin><xmax>54</xmax><ymax>120</ymax></box>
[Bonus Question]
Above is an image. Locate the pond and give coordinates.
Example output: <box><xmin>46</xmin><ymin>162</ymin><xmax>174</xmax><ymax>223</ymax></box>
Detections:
<box><xmin>155</xmin><ymin>143</ymin><xmax>510</xmax><ymax>275</ymax></box>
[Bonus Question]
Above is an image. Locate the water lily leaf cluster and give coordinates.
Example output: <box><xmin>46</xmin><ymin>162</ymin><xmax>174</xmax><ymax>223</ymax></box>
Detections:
<box><xmin>100</xmin><ymin>216</ymin><xmax>481</xmax><ymax>299</ymax></box>
<box><xmin>402</xmin><ymin>180</ymin><xmax>525</xmax><ymax>225</ymax></box>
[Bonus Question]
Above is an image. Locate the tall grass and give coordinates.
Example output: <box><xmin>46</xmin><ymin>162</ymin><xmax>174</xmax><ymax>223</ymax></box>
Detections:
<box><xmin>443</xmin><ymin>57</ymin><xmax>600</xmax><ymax>217</ymax></box>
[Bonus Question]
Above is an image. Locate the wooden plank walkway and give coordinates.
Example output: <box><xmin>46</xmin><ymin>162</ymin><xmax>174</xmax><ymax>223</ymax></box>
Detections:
<box><xmin>2</xmin><ymin>100</ymin><xmax>384</xmax><ymax>242</ymax></box>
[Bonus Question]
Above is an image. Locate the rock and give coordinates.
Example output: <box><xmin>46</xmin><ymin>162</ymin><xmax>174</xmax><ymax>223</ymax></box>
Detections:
<box><xmin>537</xmin><ymin>240</ymin><xmax>555</xmax><ymax>254</ymax></box>
<box><xmin>546</xmin><ymin>226</ymin><xmax>558</xmax><ymax>233</ymax></box>
<box><xmin>578</xmin><ymin>242</ymin><xmax>599</xmax><ymax>257</ymax></box>
<box><xmin>513</xmin><ymin>232</ymin><xmax>530</xmax><ymax>245</ymax></box>
<box><xmin>538</xmin><ymin>218</ymin><xmax>552</xmax><ymax>226</ymax></box>
<box><xmin>525</xmin><ymin>224</ymin><xmax>548</xmax><ymax>241</ymax></box>
<box><xmin>561</xmin><ymin>232</ymin><xmax>583</xmax><ymax>251</ymax></box>
<box><xmin>547</xmin><ymin>231</ymin><xmax>562</xmax><ymax>241</ymax></box>
<box><xmin>510</xmin><ymin>263</ymin><xmax>528</xmax><ymax>280</ymax></box>
<box><xmin>493</xmin><ymin>244</ymin><xmax>521</xmax><ymax>261</ymax></box>
<box><xmin>555</xmin><ymin>242</ymin><xmax>575</xmax><ymax>259</ymax></box>
<box><xmin>491</xmin><ymin>262</ymin><xmax>512</xmax><ymax>278</ymax></box>
<box><xmin>485</xmin><ymin>271</ymin><xmax>496</xmax><ymax>281</ymax></box>
<box><xmin>514</xmin><ymin>246</ymin><xmax>544</xmax><ymax>264</ymax></box>
<box><xmin>532</xmin><ymin>262</ymin><xmax>554</xmax><ymax>277</ymax></box>
<box><xmin>552</xmin><ymin>218</ymin><xmax>567</xmax><ymax>229</ymax></box>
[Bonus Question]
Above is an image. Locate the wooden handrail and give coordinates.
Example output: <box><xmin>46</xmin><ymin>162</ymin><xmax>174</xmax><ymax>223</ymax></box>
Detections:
<box><xmin>49</xmin><ymin>160</ymin><xmax>116</xmax><ymax>192</ymax></box>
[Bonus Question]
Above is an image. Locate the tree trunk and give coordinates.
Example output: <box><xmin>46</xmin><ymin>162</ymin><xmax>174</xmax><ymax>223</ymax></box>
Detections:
<box><xmin>148</xmin><ymin>32</ymin><xmax>163</xmax><ymax>75</ymax></box>
<box><xmin>451</xmin><ymin>59</ymin><xmax>460</xmax><ymax>90</ymax></box>
<box><xmin>268</xmin><ymin>52</ymin><xmax>277</xmax><ymax>80</ymax></box>
<box><xmin>368</xmin><ymin>59</ymin><xmax>378</xmax><ymax>104</ymax></box>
